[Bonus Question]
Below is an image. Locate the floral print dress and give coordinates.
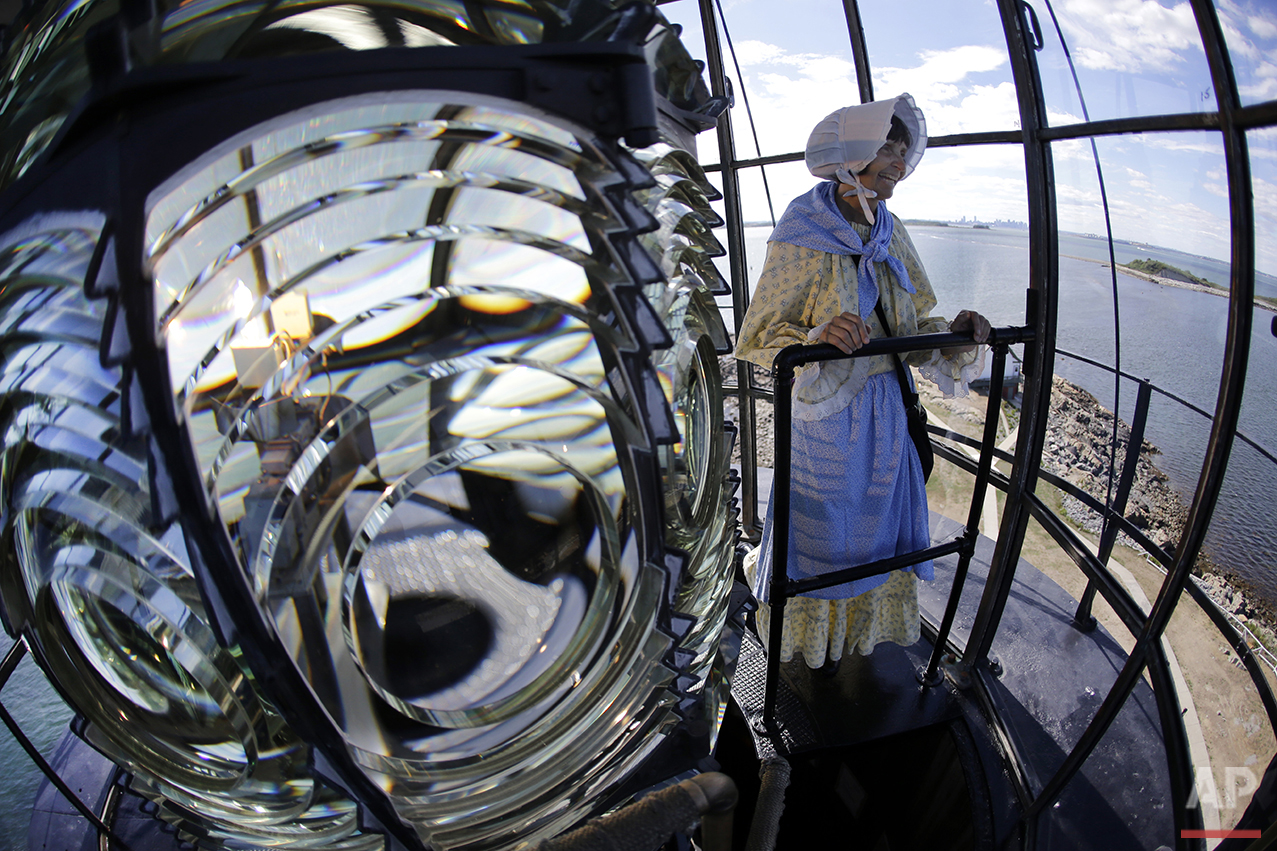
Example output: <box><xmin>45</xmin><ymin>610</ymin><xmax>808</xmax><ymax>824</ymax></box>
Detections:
<box><xmin>735</xmin><ymin>211</ymin><xmax>982</xmax><ymax>667</ymax></box>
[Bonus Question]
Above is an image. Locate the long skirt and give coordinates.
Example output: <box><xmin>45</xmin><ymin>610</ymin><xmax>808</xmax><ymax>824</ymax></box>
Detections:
<box><xmin>745</xmin><ymin>371</ymin><xmax>932</xmax><ymax>668</ymax></box>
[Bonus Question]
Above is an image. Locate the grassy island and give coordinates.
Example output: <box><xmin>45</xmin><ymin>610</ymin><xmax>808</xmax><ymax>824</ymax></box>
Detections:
<box><xmin>1122</xmin><ymin>258</ymin><xmax>1219</xmax><ymax>289</ymax></box>
<box><xmin>1120</xmin><ymin>258</ymin><xmax>1277</xmax><ymax>310</ymax></box>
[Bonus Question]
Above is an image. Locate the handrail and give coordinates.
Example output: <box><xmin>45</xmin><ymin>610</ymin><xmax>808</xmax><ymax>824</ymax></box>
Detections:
<box><xmin>1073</xmin><ymin>379</ymin><xmax>1152</xmax><ymax>628</ymax></box>
<box><xmin>761</xmin><ymin>324</ymin><xmax>1034</xmax><ymax>737</ymax></box>
<box><xmin>771</xmin><ymin>325</ymin><xmax>1032</xmax><ymax>374</ymax></box>
<box><xmin>927</xmin><ymin>363</ymin><xmax>1277</xmax><ymax>841</ymax></box>
<box><xmin>757</xmin><ymin>312</ymin><xmax>1277</xmax><ymax>822</ymax></box>
<box><xmin>920</xmin><ymin>342</ymin><xmax>1013</xmax><ymax>685</ymax></box>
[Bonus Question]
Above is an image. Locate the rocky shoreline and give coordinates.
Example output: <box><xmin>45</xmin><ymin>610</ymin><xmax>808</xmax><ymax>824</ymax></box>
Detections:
<box><xmin>1042</xmin><ymin>375</ymin><xmax>1187</xmax><ymax>555</ymax></box>
<box><xmin>721</xmin><ymin>356</ymin><xmax>1273</xmax><ymax>645</ymax></box>
<box><xmin>1041</xmin><ymin>375</ymin><xmax>1275</xmax><ymax>638</ymax></box>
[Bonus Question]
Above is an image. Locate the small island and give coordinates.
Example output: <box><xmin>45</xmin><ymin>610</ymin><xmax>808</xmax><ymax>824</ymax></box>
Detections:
<box><xmin>1114</xmin><ymin>258</ymin><xmax>1277</xmax><ymax>310</ymax></box>
<box><xmin>1122</xmin><ymin>258</ymin><xmax>1219</xmax><ymax>289</ymax></box>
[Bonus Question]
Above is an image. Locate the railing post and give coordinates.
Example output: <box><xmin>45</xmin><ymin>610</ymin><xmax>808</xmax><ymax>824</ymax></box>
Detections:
<box><xmin>758</xmin><ymin>328</ymin><xmax>1031</xmax><ymax>736</ymax></box>
<box><xmin>761</xmin><ymin>354</ymin><xmax>794</xmax><ymax>739</ymax></box>
<box><xmin>1073</xmin><ymin>378</ymin><xmax>1153</xmax><ymax>628</ymax></box>
<box><xmin>920</xmin><ymin>344</ymin><xmax>1011</xmax><ymax>686</ymax></box>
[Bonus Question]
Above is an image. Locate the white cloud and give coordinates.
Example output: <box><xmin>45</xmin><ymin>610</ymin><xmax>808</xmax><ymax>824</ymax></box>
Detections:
<box><xmin>1138</xmin><ymin>134</ymin><xmax>1226</xmax><ymax>156</ymax></box>
<box><xmin>1044</xmin><ymin>130</ymin><xmax>1235</xmax><ymax>262</ymax></box>
<box><xmin>874</xmin><ymin>45</ymin><xmax>1007</xmax><ymax>96</ymax></box>
<box><xmin>1237</xmin><ymin>63</ymin><xmax>1277</xmax><ymax>101</ymax></box>
<box><xmin>710</xmin><ymin>39</ymin><xmax>1023</xmax><ymax>222</ymax></box>
<box><xmin>723</xmin><ymin>41</ymin><xmax>1014</xmax><ymax>162</ymax></box>
<box><xmin>923</xmin><ymin>82</ymin><xmax>1021</xmax><ymax>136</ymax></box>
<box><xmin>888</xmin><ymin>146</ymin><xmax>1028</xmax><ymax>222</ymax></box>
<box><xmin>1056</xmin><ymin>182</ymin><xmax>1104</xmax><ymax>206</ymax></box>
<box><xmin>1049</xmin><ymin>137</ymin><xmax>1097</xmax><ymax>165</ymax></box>
<box><xmin>1046</xmin><ymin>107</ymin><xmax>1088</xmax><ymax>126</ymax></box>
<box><xmin>1049</xmin><ymin>0</ymin><xmax>1202</xmax><ymax>74</ymax></box>
<box><xmin>1259</xmin><ymin>178</ymin><xmax>1277</xmax><ymax>219</ymax></box>
<box><xmin>789</xmin><ymin>55</ymin><xmax>859</xmax><ymax>82</ymax></box>
<box><xmin>733</xmin><ymin>40</ymin><xmax>786</xmax><ymax>64</ymax></box>
<box><xmin>714</xmin><ymin>29</ymin><xmax>1241</xmax><ymax>265</ymax></box>
<box><xmin>1214</xmin><ymin>2</ymin><xmax>1264</xmax><ymax>61</ymax></box>
<box><xmin>1249</xmin><ymin>14</ymin><xmax>1277</xmax><ymax>40</ymax></box>
<box><xmin>1253</xmin><ymin>175</ymin><xmax>1277</xmax><ymax>266</ymax></box>
<box><xmin>1214</xmin><ymin>3</ymin><xmax>1277</xmax><ymax>100</ymax></box>
<box><xmin>1198</xmin><ymin>166</ymin><xmax>1240</xmax><ymax>202</ymax></box>
<box><xmin>870</xmin><ymin>47</ymin><xmax>1014</xmax><ymax>136</ymax></box>
<box><xmin>1250</xmin><ymin>128</ymin><xmax>1277</xmax><ymax>162</ymax></box>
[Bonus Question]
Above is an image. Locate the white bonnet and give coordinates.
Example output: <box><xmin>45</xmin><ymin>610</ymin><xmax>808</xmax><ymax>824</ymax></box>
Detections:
<box><xmin>805</xmin><ymin>94</ymin><xmax>927</xmax><ymax>182</ymax></box>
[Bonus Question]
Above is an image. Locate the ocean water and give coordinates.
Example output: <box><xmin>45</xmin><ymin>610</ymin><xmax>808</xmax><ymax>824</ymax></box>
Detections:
<box><xmin>731</xmin><ymin>223</ymin><xmax>1277</xmax><ymax>605</ymax></box>
<box><xmin>0</xmin><ymin>637</ymin><xmax>74</xmax><ymax>850</ymax></box>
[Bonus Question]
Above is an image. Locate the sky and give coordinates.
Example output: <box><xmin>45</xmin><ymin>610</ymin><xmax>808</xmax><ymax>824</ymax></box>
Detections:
<box><xmin>659</xmin><ymin>0</ymin><xmax>1277</xmax><ymax>277</ymax></box>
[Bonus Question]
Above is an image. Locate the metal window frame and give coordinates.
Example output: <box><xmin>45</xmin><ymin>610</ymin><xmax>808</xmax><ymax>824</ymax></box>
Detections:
<box><xmin>1</xmin><ymin>0</ymin><xmax>1275</xmax><ymax>845</ymax></box>
<box><xmin>696</xmin><ymin>0</ymin><xmax>1277</xmax><ymax>845</ymax></box>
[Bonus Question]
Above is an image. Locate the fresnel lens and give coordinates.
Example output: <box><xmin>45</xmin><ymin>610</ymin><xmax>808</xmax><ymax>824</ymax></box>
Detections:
<box><xmin>0</xmin><ymin>1</ymin><xmax>738</xmax><ymax>848</ymax></box>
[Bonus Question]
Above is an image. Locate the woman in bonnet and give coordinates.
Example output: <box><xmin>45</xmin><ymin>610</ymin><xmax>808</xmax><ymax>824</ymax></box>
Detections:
<box><xmin>735</xmin><ymin>94</ymin><xmax>991</xmax><ymax>671</ymax></box>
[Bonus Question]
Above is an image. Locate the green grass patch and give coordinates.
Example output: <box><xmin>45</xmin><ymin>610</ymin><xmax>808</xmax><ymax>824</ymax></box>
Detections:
<box><xmin>1122</xmin><ymin>258</ymin><xmax>1218</xmax><ymax>288</ymax></box>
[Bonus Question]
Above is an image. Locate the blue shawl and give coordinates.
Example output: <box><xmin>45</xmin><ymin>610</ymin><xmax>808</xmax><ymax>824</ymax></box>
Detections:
<box><xmin>767</xmin><ymin>181</ymin><xmax>916</xmax><ymax>318</ymax></box>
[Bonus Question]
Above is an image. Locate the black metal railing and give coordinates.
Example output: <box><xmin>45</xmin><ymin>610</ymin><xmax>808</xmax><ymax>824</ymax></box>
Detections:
<box><xmin>761</xmin><ymin>324</ymin><xmax>1033</xmax><ymax>734</ymax></box>
<box><xmin>755</xmin><ymin>327</ymin><xmax>1277</xmax><ymax>843</ymax></box>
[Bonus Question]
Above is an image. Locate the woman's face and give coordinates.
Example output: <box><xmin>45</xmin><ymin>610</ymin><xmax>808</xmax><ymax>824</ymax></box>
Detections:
<box><xmin>856</xmin><ymin>138</ymin><xmax>909</xmax><ymax>201</ymax></box>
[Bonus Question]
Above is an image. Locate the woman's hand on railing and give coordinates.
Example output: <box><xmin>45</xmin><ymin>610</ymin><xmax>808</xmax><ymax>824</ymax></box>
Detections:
<box><xmin>777</xmin><ymin>322</ymin><xmax>1032</xmax><ymax>375</ymax></box>
<box><xmin>942</xmin><ymin>309</ymin><xmax>992</xmax><ymax>357</ymax></box>
<box><xmin>817</xmin><ymin>311</ymin><xmax>871</xmax><ymax>354</ymax></box>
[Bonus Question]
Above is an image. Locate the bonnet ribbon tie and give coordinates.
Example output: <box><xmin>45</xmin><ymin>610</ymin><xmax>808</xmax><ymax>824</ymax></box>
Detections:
<box><xmin>835</xmin><ymin>165</ymin><xmax>879</xmax><ymax>226</ymax></box>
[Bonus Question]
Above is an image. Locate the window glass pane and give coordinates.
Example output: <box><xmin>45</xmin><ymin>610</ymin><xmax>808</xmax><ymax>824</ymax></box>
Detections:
<box><xmin>1215</xmin><ymin>0</ymin><xmax>1277</xmax><ymax>107</ymax></box>
<box><xmin>895</xmin><ymin>145</ymin><xmax>1029</xmax><ymax>327</ymax></box>
<box><xmin>737</xmin><ymin>159</ymin><xmax>811</xmax><ymax>233</ymax></box>
<box><xmin>1254</xmin><ymin>128</ymin><xmax>1277</xmax><ymax>284</ymax></box>
<box><xmin>1204</xmin><ymin>127</ymin><xmax>1277</xmax><ymax>620</ymax></box>
<box><xmin>696</xmin><ymin>122</ymin><xmax>723</xmax><ymax>167</ymax></box>
<box><xmin>858</xmin><ymin>0</ymin><xmax>1020</xmax><ymax>138</ymax></box>
<box><xmin>1167</xmin><ymin>584</ymin><xmax>1277</xmax><ymax>837</ymax></box>
<box><xmin>0</xmin><ymin>639</ymin><xmax>75</xmax><ymax>849</ymax></box>
<box><xmin>722</xmin><ymin>147</ymin><xmax>1029</xmax><ymax>329</ymax></box>
<box><xmin>1026</xmin><ymin>0</ymin><xmax>1216</xmax><ymax>127</ymax></box>
<box><xmin>709</xmin><ymin>161</ymin><xmax>810</xmax><ymax>335</ymax></box>
<box><xmin>1049</xmin><ymin>131</ymin><xmax>1231</xmax><ymax>564</ymax></box>
<box><xmin>672</xmin><ymin>0</ymin><xmax>863</xmax><ymax>160</ymax></box>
